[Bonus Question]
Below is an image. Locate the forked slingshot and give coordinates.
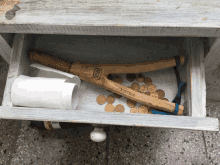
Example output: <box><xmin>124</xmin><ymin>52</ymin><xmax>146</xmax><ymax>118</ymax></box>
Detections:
<box><xmin>29</xmin><ymin>50</ymin><xmax>185</xmax><ymax>115</ymax></box>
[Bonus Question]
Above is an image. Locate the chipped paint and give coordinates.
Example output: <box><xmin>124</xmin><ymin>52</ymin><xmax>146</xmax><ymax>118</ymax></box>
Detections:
<box><xmin>202</xmin><ymin>17</ymin><xmax>207</xmax><ymax>20</ymax></box>
<box><xmin>0</xmin><ymin>0</ymin><xmax>20</xmax><ymax>15</ymax></box>
<box><xmin>71</xmin><ymin>121</ymin><xmax>78</xmax><ymax>123</ymax></box>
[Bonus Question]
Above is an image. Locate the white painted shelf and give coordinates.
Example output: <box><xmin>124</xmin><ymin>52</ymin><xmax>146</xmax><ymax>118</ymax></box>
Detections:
<box><xmin>0</xmin><ymin>0</ymin><xmax>220</xmax><ymax>36</ymax></box>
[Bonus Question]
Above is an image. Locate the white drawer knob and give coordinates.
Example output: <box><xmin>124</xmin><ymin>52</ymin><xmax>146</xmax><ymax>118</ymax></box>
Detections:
<box><xmin>90</xmin><ymin>127</ymin><xmax>106</xmax><ymax>142</ymax></box>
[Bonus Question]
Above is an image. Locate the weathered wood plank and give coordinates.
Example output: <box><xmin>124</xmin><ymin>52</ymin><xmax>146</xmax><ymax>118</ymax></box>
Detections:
<box><xmin>2</xmin><ymin>34</ymin><xmax>30</xmax><ymax>107</ymax></box>
<box><xmin>0</xmin><ymin>34</ymin><xmax>13</xmax><ymax>63</ymax></box>
<box><xmin>0</xmin><ymin>106</ymin><xmax>218</xmax><ymax>131</ymax></box>
<box><xmin>0</xmin><ymin>0</ymin><xmax>220</xmax><ymax>36</ymax></box>
<box><xmin>184</xmin><ymin>38</ymin><xmax>206</xmax><ymax>117</ymax></box>
<box><xmin>204</xmin><ymin>37</ymin><xmax>220</xmax><ymax>101</ymax></box>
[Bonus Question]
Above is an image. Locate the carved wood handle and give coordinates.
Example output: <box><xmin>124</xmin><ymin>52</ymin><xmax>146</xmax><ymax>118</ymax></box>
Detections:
<box><xmin>29</xmin><ymin>49</ymin><xmax>185</xmax><ymax>115</ymax></box>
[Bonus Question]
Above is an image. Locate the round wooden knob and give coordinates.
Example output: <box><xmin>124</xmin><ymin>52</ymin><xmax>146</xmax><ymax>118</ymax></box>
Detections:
<box><xmin>156</xmin><ymin>89</ymin><xmax>165</xmax><ymax>99</ymax></box>
<box><xmin>148</xmin><ymin>84</ymin><xmax>157</xmax><ymax>93</ymax></box>
<box><xmin>140</xmin><ymin>85</ymin><xmax>148</xmax><ymax>93</ymax></box>
<box><xmin>150</xmin><ymin>92</ymin><xmax>159</xmax><ymax>98</ymax></box>
<box><xmin>115</xmin><ymin>104</ymin><xmax>125</xmax><ymax>112</ymax></box>
<box><xmin>136</xmin><ymin>73</ymin><xmax>145</xmax><ymax>82</ymax></box>
<box><xmin>96</xmin><ymin>95</ymin><xmax>106</xmax><ymax>105</ymax></box>
<box><xmin>144</xmin><ymin>77</ymin><xmax>152</xmax><ymax>86</ymax></box>
<box><xmin>105</xmin><ymin>104</ymin><xmax>115</xmax><ymax>112</ymax></box>
<box><xmin>131</xmin><ymin>82</ymin><xmax>140</xmax><ymax>91</ymax></box>
<box><xmin>126</xmin><ymin>73</ymin><xmax>136</xmax><ymax>82</ymax></box>
<box><xmin>106</xmin><ymin>95</ymin><xmax>115</xmax><ymax>104</ymax></box>
<box><xmin>130</xmin><ymin>107</ymin><xmax>139</xmax><ymax>113</ymax></box>
<box><xmin>127</xmin><ymin>99</ymin><xmax>137</xmax><ymax>108</ymax></box>
<box><xmin>138</xmin><ymin>105</ymin><xmax>149</xmax><ymax>114</ymax></box>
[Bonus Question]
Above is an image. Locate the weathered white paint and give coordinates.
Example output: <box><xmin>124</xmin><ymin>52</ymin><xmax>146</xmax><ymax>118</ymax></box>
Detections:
<box><xmin>0</xmin><ymin>106</ymin><xmax>218</xmax><ymax>131</ymax></box>
<box><xmin>184</xmin><ymin>38</ymin><xmax>206</xmax><ymax>117</ymax></box>
<box><xmin>0</xmin><ymin>0</ymin><xmax>220</xmax><ymax>36</ymax></box>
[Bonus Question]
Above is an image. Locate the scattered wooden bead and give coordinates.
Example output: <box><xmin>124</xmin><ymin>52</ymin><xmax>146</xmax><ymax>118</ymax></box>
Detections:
<box><xmin>114</xmin><ymin>93</ymin><xmax>122</xmax><ymax>98</ymax></box>
<box><xmin>138</xmin><ymin>105</ymin><xmax>149</xmax><ymax>114</ymax></box>
<box><xmin>130</xmin><ymin>107</ymin><xmax>139</xmax><ymax>113</ymax></box>
<box><xmin>136</xmin><ymin>73</ymin><xmax>145</xmax><ymax>82</ymax></box>
<box><xmin>161</xmin><ymin>98</ymin><xmax>169</xmax><ymax>101</ymax></box>
<box><xmin>148</xmin><ymin>84</ymin><xmax>157</xmax><ymax>93</ymax></box>
<box><xmin>96</xmin><ymin>95</ymin><xmax>106</xmax><ymax>105</ymax></box>
<box><xmin>150</xmin><ymin>92</ymin><xmax>159</xmax><ymax>98</ymax></box>
<box><xmin>113</xmin><ymin>75</ymin><xmax>123</xmax><ymax>84</ymax></box>
<box><xmin>156</xmin><ymin>89</ymin><xmax>165</xmax><ymax>99</ymax></box>
<box><xmin>127</xmin><ymin>99</ymin><xmax>137</xmax><ymax>108</ymax></box>
<box><xmin>131</xmin><ymin>82</ymin><xmax>140</xmax><ymax>91</ymax></box>
<box><xmin>140</xmin><ymin>85</ymin><xmax>148</xmax><ymax>93</ymax></box>
<box><xmin>106</xmin><ymin>95</ymin><xmax>115</xmax><ymax>104</ymax></box>
<box><xmin>145</xmin><ymin>92</ymin><xmax>151</xmax><ymax>96</ymax></box>
<box><xmin>144</xmin><ymin>77</ymin><xmax>152</xmax><ymax>86</ymax></box>
<box><xmin>115</xmin><ymin>104</ymin><xmax>125</xmax><ymax>112</ymax></box>
<box><xmin>105</xmin><ymin>104</ymin><xmax>115</xmax><ymax>112</ymax></box>
<box><xmin>126</xmin><ymin>73</ymin><xmax>136</xmax><ymax>82</ymax></box>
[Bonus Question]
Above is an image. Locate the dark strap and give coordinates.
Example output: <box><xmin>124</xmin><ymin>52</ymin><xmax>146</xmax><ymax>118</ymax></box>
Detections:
<box><xmin>151</xmin><ymin>56</ymin><xmax>186</xmax><ymax>115</ymax></box>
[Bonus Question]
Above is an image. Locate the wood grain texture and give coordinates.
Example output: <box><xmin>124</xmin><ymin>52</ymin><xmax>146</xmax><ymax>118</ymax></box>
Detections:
<box><xmin>184</xmin><ymin>38</ymin><xmax>206</xmax><ymax>117</ymax></box>
<box><xmin>2</xmin><ymin>34</ymin><xmax>30</xmax><ymax>107</ymax></box>
<box><xmin>0</xmin><ymin>34</ymin><xmax>13</xmax><ymax>63</ymax></box>
<box><xmin>0</xmin><ymin>0</ymin><xmax>220</xmax><ymax>36</ymax></box>
<box><xmin>0</xmin><ymin>106</ymin><xmax>218</xmax><ymax>131</ymax></box>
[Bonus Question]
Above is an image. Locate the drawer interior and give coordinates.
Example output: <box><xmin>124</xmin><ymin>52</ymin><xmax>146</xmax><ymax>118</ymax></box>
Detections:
<box><xmin>1</xmin><ymin>34</ymin><xmax>218</xmax><ymax>131</ymax></box>
<box><xmin>13</xmin><ymin>35</ymin><xmax>188</xmax><ymax>113</ymax></box>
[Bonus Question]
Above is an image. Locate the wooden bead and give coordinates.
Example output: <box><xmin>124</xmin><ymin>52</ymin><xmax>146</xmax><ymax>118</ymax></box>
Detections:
<box><xmin>131</xmin><ymin>82</ymin><xmax>140</xmax><ymax>91</ymax></box>
<box><xmin>127</xmin><ymin>99</ymin><xmax>137</xmax><ymax>108</ymax></box>
<box><xmin>161</xmin><ymin>98</ymin><xmax>169</xmax><ymax>101</ymax></box>
<box><xmin>113</xmin><ymin>75</ymin><xmax>123</xmax><ymax>84</ymax></box>
<box><xmin>130</xmin><ymin>107</ymin><xmax>139</xmax><ymax>113</ymax></box>
<box><xmin>140</xmin><ymin>85</ymin><xmax>148</xmax><ymax>93</ymax></box>
<box><xmin>145</xmin><ymin>92</ymin><xmax>150</xmax><ymax>96</ymax></box>
<box><xmin>115</xmin><ymin>104</ymin><xmax>125</xmax><ymax>112</ymax></box>
<box><xmin>138</xmin><ymin>105</ymin><xmax>149</xmax><ymax>114</ymax></box>
<box><xmin>106</xmin><ymin>95</ymin><xmax>115</xmax><ymax>104</ymax></box>
<box><xmin>136</xmin><ymin>73</ymin><xmax>145</xmax><ymax>82</ymax></box>
<box><xmin>126</xmin><ymin>73</ymin><xmax>136</xmax><ymax>82</ymax></box>
<box><xmin>148</xmin><ymin>111</ymin><xmax>153</xmax><ymax>114</ymax></box>
<box><xmin>150</xmin><ymin>92</ymin><xmax>159</xmax><ymax>98</ymax></box>
<box><xmin>105</xmin><ymin>104</ymin><xmax>115</xmax><ymax>112</ymax></box>
<box><xmin>144</xmin><ymin>77</ymin><xmax>152</xmax><ymax>86</ymax></box>
<box><xmin>148</xmin><ymin>84</ymin><xmax>157</xmax><ymax>93</ymax></box>
<box><xmin>156</xmin><ymin>89</ymin><xmax>165</xmax><ymax>99</ymax></box>
<box><xmin>96</xmin><ymin>95</ymin><xmax>106</xmax><ymax>105</ymax></box>
<box><xmin>114</xmin><ymin>93</ymin><xmax>122</xmax><ymax>98</ymax></box>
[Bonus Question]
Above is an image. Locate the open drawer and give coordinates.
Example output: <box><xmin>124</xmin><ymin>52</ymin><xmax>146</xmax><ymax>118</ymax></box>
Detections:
<box><xmin>0</xmin><ymin>34</ymin><xmax>218</xmax><ymax>131</ymax></box>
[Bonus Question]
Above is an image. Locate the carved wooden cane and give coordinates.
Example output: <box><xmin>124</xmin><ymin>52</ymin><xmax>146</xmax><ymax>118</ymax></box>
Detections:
<box><xmin>29</xmin><ymin>50</ymin><xmax>185</xmax><ymax>115</ymax></box>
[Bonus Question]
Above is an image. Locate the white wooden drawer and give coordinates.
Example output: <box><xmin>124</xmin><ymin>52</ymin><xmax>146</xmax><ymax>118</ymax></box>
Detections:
<box><xmin>0</xmin><ymin>34</ymin><xmax>218</xmax><ymax>131</ymax></box>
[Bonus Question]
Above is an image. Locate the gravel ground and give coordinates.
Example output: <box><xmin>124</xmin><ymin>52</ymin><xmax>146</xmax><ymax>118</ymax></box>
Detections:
<box><xmin>0</xmin><ymin>54</ymin><xmax>219</xmax><ymax>165</ymax></box>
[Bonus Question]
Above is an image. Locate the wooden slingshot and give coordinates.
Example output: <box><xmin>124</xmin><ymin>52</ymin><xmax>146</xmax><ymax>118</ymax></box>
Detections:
<box><xmin>29</xmin><ymin>50</ymin><xmax>185</xmax><ymax>115</ymax></box>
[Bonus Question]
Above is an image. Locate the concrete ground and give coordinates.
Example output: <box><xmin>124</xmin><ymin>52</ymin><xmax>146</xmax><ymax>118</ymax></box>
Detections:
<box><xmin>0</xmin><ymin>55</ymin><xmax>219</xmax><ymax>165</ymax></box>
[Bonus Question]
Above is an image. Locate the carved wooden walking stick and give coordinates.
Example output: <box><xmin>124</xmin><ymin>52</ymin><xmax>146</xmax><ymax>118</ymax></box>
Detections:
<box><xmin>29</xmin><ymin>50</ymin><xmax>185</xmax><ymax>115</ymax></box>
